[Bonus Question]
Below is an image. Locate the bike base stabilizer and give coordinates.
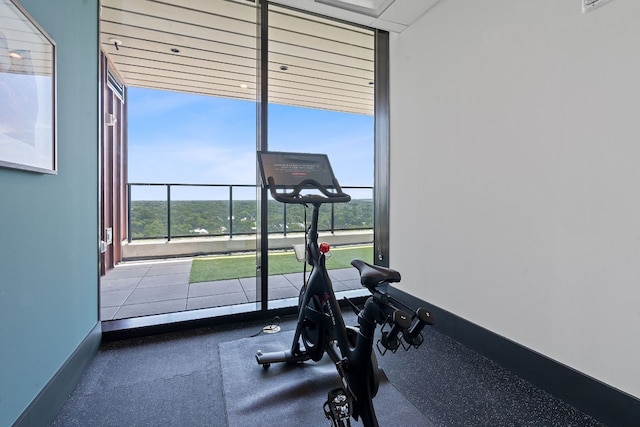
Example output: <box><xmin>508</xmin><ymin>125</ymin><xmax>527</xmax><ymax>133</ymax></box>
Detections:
<box><xmin>255</xmin><ymin>349</ymin><xmax>311</xmax><ymax>368</ymax></box>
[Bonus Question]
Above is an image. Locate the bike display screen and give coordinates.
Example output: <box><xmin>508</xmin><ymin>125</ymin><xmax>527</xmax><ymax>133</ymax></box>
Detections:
<box><xmin>258</xmin><ymin>151</ymin><xmax>339</xmax><ymax>188</ymax></box>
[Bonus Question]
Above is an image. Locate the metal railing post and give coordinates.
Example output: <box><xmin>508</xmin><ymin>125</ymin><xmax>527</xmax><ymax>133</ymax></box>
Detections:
<box><xmin>283</xmin><ymin>203</ymin><xmax>287</xmax><ymax>237</ymax></box>
<box><xmin>167</xmin><ymin>184</ymin><xmax>172</xmax><ymax>241</ymax></box>
<box><xmin>229</xmin><ymin>185</ymin><xmax>234</xmax><ymax>239</ymax></box>
<box><xmin>127</xmin><ymin>184</ymin><xmax>132</xmax><ymax>243</ymax></box>
<box><xmin>331</xmin><ymin>203</ymin><xmax>335</xmax><ymax>234</ymax></box>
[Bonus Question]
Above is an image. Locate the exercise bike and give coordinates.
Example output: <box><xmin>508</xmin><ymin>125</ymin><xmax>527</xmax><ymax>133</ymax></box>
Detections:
<box><xmin>255</xmin><ymin>151</ymin><xmax>435</xmax><ymax>427</ymax></box>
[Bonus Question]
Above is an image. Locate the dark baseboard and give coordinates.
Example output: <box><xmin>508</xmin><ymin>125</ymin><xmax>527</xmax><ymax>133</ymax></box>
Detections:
<box><xmin>102</xmin><ymin>303</ymin><xmax>296</xmax><ymax>341</ymax></box>
<box><xmin>101</xmin><ymin>294</ymin><xmax>368</xmax><ymax>341</ymax></box>
<box><xmin>389</xmin><ymin>287</ymin><xmax>640</xmax><ymax>427</ymax></box>
<box><xmin>12</xmin><ymin>322</ymin><xmax>102</xmax><ymax>427</ymax></box>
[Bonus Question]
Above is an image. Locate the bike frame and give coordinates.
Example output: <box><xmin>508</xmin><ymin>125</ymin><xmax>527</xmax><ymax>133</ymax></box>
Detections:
<box><xmin>254</xmin><ymin>161</ymin><xmax>434</xmax><ymax>427</ymax></box>
<box><xmin>292</xmin><ymin>202</ymin><xmax>380</xmax><ymax>425</ymax></box>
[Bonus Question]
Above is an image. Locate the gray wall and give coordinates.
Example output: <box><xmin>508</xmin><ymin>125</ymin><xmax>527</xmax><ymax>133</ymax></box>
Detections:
<box><xmin>0</xmin><ymin>1</ymin><xmax>99</xmax><ymax>425</ymax></box>
<box><xmin>390</xmin><ymin>0</ymin><xmax>640</xmax><ymax>399</ymax></box>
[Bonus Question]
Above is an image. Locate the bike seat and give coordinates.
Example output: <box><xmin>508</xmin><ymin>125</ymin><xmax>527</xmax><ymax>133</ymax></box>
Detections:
<box><xmin>350</xmin><ymin>259</ymin><xmax>401</xmax><ymax>290</ymax></box>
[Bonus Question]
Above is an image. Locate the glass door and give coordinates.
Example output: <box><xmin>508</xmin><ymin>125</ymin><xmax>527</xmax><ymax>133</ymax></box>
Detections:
<box><xmin>99</xmin><ymin>0</ymin><xmax>260</xmax><ymax>320</ymax></box>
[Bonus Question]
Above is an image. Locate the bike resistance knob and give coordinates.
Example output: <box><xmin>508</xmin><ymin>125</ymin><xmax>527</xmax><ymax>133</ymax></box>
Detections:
<box><xmin>320</xmin><ymin>242</ymin><xmax>330</xmax><ymax>253</ymax></box>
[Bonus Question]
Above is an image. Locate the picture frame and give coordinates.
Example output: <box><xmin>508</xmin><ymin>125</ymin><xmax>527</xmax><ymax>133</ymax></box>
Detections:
<box><xmin>0</xmin><ymin>0</ymin><xmax>56</xmax><ymax>174</ymax></box>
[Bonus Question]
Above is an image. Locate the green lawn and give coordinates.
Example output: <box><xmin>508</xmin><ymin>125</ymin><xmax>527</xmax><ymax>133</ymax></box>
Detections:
<box><xmin>189</xmin><ymin>245</ymin><xmax>373</xmax><ymax>283</ymax></box>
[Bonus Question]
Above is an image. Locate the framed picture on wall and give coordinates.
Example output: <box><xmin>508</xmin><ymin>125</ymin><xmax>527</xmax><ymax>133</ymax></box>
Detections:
<box><xmin>0</xmin><ymin>0</ymin><xmax>56</xmax><ymax>174</ymax></box>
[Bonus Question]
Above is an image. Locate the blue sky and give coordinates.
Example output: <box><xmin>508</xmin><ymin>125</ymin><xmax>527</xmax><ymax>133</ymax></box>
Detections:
<box><xmin>128</xmin><ymin>87</ymin><xmax>374</xmax><ymax>199</ymax></box>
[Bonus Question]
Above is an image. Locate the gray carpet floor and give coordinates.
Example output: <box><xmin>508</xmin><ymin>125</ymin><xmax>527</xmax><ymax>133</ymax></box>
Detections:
<box><xmin>51</xmin><ymin>314</ymin><xmax>604</xmax><ymax>426</ymax></box>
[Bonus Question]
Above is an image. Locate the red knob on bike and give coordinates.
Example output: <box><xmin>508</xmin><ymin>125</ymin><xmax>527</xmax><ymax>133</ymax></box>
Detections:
<box><xmin>319</xmin><ymin>242</ymin><xmax>330</xmax><ymax>253</ymax></box>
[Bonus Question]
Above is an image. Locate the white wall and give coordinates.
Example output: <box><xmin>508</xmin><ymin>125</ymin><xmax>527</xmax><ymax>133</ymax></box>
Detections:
<box><xmin>389</xmin><ymin>0</ymin><xmax>640</xmax><ymax>399</ymax></box>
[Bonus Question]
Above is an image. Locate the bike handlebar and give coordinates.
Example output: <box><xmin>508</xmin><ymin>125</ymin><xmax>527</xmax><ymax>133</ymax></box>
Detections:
<box><xmin>266</xmin><ymin>177</ymin><xmax>351</xmax><ymax>205</ymax></box>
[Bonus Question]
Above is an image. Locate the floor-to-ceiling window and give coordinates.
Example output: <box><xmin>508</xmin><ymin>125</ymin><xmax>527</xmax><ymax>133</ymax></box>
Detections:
<box><xmin>99</xmin><ymin>0</ymin><xmax>383</xmax><ymax>322</ymax></box>
<box><xmin>262</xmin><ymin>4</ymin><xmax>375</xmax><ymax>308</ymax></box>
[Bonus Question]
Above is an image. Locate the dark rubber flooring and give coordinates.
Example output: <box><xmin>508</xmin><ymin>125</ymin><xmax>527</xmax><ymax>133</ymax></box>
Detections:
<box><xmin>51</xmin><ymin>314</ymin><xmax>604</xmax><ymax>426</ymax></box>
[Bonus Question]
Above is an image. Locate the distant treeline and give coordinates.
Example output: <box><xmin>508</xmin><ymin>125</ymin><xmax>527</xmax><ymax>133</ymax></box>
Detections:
<box><xmin>130</xmin><ymin>199</ymin><xmax>373</xmax><ymax>239</ymax></box>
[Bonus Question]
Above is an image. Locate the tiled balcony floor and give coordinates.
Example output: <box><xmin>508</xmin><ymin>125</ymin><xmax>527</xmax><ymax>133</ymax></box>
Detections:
<box><xmin>100</xmin><ymin>258</ymin><xmax>363</xmax><ymax>320</ymax></box>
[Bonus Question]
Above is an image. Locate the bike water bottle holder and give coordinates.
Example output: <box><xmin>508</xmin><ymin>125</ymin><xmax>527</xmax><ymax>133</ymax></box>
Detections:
<box><xmin>402</xmin><ymin>307</ymin><xmax>436</xmax><ymax>350</ymax></box>
<box><xmin>376</xmin><ymin>306</ymin><xmax>433</xmax><ymax>355</ymax></box>
<box><xmin>376</xmin><ymin>309</ymin><xmax>410</xmax><ymax>355</ymax></box>
<box><xmin>401</xmin><ymin>332</ymin><xmax>424</xmax><ymax>350</ymax></box>
<box><xmin>377</xmin><ymin>323</ymin><xmax>399</xmax><ymax>355</ymax></box>
<box><xmin>377</xmin><ymin>323</ymin><xmax>425</xmax><ymax>355</ymax></box>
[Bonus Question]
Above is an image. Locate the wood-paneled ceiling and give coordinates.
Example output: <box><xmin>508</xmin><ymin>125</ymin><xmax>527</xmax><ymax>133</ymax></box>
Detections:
<box><xmin>100</xmin><ymin>0</ymin><xmax>374</xmax><ymax>115</ymax></box>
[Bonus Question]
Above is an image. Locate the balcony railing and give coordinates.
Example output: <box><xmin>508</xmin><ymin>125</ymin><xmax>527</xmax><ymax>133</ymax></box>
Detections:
<box><xmin>127</xmin><ymin>183</ymin><xmax>373</xmax><ymax>242</ymax></box>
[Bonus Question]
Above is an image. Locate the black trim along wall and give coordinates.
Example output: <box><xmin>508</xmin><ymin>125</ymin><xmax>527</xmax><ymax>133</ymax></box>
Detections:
<box><xmin>18</xmin><ymin>291</ymin><xmax>640</xmax><ymax>426</ymax></box>
<box><xmin>12</xmin><ymin>323</ymin><xmax>102</xmax><ymax>427</ymax></box>
<box><xmin>389</xmin><ymin>287</ymin><xmax>640</xmax><ymax>427</ymax></box>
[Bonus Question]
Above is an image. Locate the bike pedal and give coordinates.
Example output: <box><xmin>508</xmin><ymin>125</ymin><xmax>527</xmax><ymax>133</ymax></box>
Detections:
<box><xmin>323</xmin><ymin>388</ymin><xmax>352</xmax><ymax>422</ymax></box>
